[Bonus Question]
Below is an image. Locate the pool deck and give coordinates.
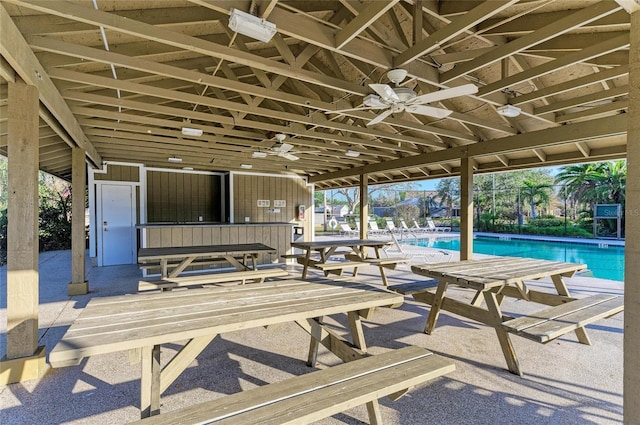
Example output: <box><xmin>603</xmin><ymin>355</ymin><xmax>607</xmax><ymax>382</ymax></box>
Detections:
<box><xmin>0</xmin><ymin>238</ymin><xmax>624</xmax><ymax>424</ymax></box>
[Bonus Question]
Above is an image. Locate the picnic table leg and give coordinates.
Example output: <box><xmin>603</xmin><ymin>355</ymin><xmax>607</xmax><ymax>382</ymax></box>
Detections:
<box><xmin>140</xmin><ymin>344</ymin><xmax>161</xmax><ymax>418</ymax></box>
<box><xmin>160</xmin><ymin>259</ymin><xmax>168</xmax><ymax>279</ymax></box>
<box><xmin>348</xmin><ymin>311</ymin><xmax>367</xmax><ymax>352</ymax></box>
<box><xmin>301</xmin><ymin>250</ymin><xmax>312</xmax><ymax>278</ymax></box>
<box><xmin>306</xmin><ymin>316</ymin><xmax>323</xmax><ymax>367</ymax></box>
<box><xmin>424</xmin><ymin>280</ymin><xmax>449</xmax><ymax>334</ymax></box>
<box><xmin>550</xmin><ymin>275</ymin><xmax>591</xmax><ymax>344</ymax></box>
<box><xmin>483</xmin><ymin>292</ymin><xmax>522</xmax><ymax>376</ymax></box>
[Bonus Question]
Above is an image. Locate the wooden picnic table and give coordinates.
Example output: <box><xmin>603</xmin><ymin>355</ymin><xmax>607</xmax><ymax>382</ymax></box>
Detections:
<box><xmin>290</xmin><ymin>239</ymin><xmax>407</xmax><ymax>286</ymax></box>
<box><xmin>49</xmin><ymin>279</ymin><xmax>404</xmax><ymax>418</ymax></box>
<box><xmin>137</xmin><ymin>243</ymin><xmax>276</xmax><ymax>278</ymax></box>
<box><xmin>406</xmin><ymin>257</ymin><xmax>622</xmax><ymax>376</ymax></box>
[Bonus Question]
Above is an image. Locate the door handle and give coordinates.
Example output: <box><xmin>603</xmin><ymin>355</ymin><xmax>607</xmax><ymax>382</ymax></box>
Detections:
<box><xmin>103</xmin><ymin>221</ymin><xmax>108</xmax><ymax>231</ymax></box>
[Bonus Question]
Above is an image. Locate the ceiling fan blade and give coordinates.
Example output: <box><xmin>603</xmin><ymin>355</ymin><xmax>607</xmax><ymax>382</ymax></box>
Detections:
<box><xmin>281</xmin><ymin>153</ymin><xmax>299</xmax><ymax>161</ymax></box>
<box><xmin>369</xmin><ymin>84</ymin><xmax>400</xmax><ymax>102</ymax></box>
<box><xmin>273</xmin><ymin>143</ymin><xmax>294</xmax><ymax>153</ymax></box>
<box><xmin>366</xmin><ymin>109</ymin><xmax>394</xmax><ymax>126</ymax></box>
<box><xmin>405</xmin><ymin>104</ymin><xmax>452</xmax><ymax>119</ymax></box>
<box><xmin>325</xmin><ymin>106</ymin><xmax>385</xmax><ymax>114</ymax></box>
<box><xmin>410</xmin><ymin>83</ymin><xmax>478</xmax><ymax>105</ymax></box>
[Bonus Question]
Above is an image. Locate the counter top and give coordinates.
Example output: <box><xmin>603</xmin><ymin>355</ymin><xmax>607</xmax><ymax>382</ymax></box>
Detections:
<box><xmin>137</xmin><ymin>222</ymin><xmax>296</xmax><ymax>228</ymax></box>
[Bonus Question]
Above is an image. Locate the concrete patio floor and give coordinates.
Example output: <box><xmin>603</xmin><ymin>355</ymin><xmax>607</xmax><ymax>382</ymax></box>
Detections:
<box><xmin>0</xmin><ymin>240</ymin><xmax>624</xmax><ymax>424</ymax></box>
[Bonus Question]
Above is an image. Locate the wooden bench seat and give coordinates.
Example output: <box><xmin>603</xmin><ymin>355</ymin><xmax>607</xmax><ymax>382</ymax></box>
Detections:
<box><xmin>139</xmin><ymin>258</ymin><xmax>224</xmax><ymax>270</ymax></box>
<box><xmin>138</xmin><ymin>268</ymin><xmax>289</xmax><ymax>291</ymax></box>
<box><xmin>387</xmin><ymin>280</ymin><xmax>440</xmax><ymax>295</ymax></box>
<box><xmin>344</xmin><ymin>254</ymin><xmax>410</xmax><ymax>270</ymax></box>
<box><xmin>130</xmin><ymin>345</ymin><xmax>455</xmax><ymax>425</ymax></box>
<box><xmin>502</xmin><ymin>294</ymin><xmax>624</xmax><ymax>344</ymax></box>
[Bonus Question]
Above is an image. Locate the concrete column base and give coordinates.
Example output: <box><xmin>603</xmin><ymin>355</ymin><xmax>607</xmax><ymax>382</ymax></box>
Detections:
<box><xmin>0</xmin><ymin>346</ymin><xmax>48</xmax><ymax>385</ymax></box>
<box><xmin>68</xmin><ymin>281</ymin><xmax>89</xmax><ymax>296</ymax></box>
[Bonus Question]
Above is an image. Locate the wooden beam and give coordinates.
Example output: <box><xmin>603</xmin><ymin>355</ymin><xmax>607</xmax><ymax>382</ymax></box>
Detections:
<box><xmin>513</xmin><ymin>65</ymin><xmax>629</xmax><ymax>105</ymax></box>
<box><xmin>395</xmin><ymin>0</ymin><xmax>517</xmax><ymax>67</ymax></box>
<box><xmin>443</xmin><ymin>1</ymin><xmax>623</xmax><ymax>83</ymax></box>
<box><xmin>478</xmin><ymin>33</ymin><xmax>630</xmax><ymax>96</ymax></box>
<box><xmin>0</xmin><ymin>3</ymin><xmax>100</xmax><ymax>167</ymax></box>
<box><xmin>69</xmin><ymin>147</ymin><xmax>88</xmax><ymax>294</ymax></box>
<box><xmin>335</xmin><ymin>1</ymin><xmax>398</xmax><ymax>49</ymax></box>
<box><xmin>309</xmin><ymin>114</ymin><xmax>628</xmax><ymax>182</ymax></box>
<box><xmin>5</xmin><ymin>79</ymin><xmax>41</xmax><ymax>369</ymax></box>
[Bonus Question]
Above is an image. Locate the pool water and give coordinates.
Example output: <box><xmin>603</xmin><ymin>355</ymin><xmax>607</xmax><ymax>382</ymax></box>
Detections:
<box><xmin>410</xmin><ymin>236</ymin><xmax>625</xmax><ymax>282</ymax></box>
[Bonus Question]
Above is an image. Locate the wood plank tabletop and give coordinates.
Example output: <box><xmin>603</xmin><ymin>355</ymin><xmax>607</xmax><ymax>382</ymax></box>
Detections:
<box><xmin>137</xmin><ymin>243</ymin><xmax>276</xmax><ymax>261</ymax></box>
<box><xmin>49</xmin><ymin>279</ymin><xmax>403</xmax><ymax>367</ymax></box>
<box><xmin>290</xmin><ymin>239</ymin><xmax>391</xmax><ymax>250</ymax></box>
<box><xmin>411</xmin><ymin>257</ymin><xmax>586</xmax><ymax>289</ymax></box>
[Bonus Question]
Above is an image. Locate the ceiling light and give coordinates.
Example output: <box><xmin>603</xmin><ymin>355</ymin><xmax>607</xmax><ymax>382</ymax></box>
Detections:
<box><xmin>345</xmin><ymin>150</ymin><xmax>361</xmax><ymax>158</ymax></box>
<box><xmin>252</xmin><ymin>151</ymin><xmax>268</xmax><ymax>158</ymax></box>
<box><xmin>497</xmin><ymin>104</ymin><xmax>521</xmax><ymax>117</ymax></box>
<box><xmin>181</xmin><ymin>127</ymin><xmax>203</xmax><ymax>137</ymax></box>
<box><xmin>240</xmin><ymin>164</ymin><xmax>253</xmax><ymax>169</ymax></box>
<box><xmin>168</xmin><ymin>157</ymin><xmax>182</xmax><ymax>163</ymax></box>
<box><xmin>182</xmin><ymin>167</ymin><xmax>193</xmax><ymax>170</ymax></box>
<box><xmin>229</xmin><ymin>8</ymin><xmax>277</xmax><ymax>43</ymax></box>
<box><xmin>363</xmin><ymin>94</ymin><xmax>386</xmax><ymax>108</ymax></box>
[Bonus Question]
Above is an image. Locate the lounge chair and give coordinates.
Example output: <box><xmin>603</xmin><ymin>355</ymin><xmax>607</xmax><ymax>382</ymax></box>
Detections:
<box><xmin>383</xmin><ymin>231</ymin><xmax>452</xmax><ymax>264</ymax></box>
<box><xmin>368</xmin><ymin>220</ymin><xmax>387</xmax><ymax>237</ymax></box>
<box><xmin>412</xmin><ymin>220</ymin><xmax>434</xmax><ymax>233</ymax></box>
<box><xmin>386</xmin><ymin>219</ymin><xmax>403</xmax><ymax>234</ymax></box>
<box><xmin>427</xmin><ymin>219</ymin><xmax>451</xmax><ymax>232</ymax></box>
<box><xmin>339</xmin><ymin>223</ymin><xmax>358</xmax><ymax>237</ymax></box>
<box><xmin>399</xmin><ymin>219</ymin><xmax>416</xmax><ymax>234</ymax></box>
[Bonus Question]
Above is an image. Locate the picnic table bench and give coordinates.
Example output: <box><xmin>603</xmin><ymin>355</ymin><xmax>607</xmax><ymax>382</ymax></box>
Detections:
<box><xmin>402</xmin><ymin>257</ymin><xmax>624</xmax><ymax>376</ymax></box>
<box><xmin>130</xmin><ymin>345</ymin><xmax>455</xmax><ymax>425</ymax></box>
<box><xmin>290</xmin><ymin>239</ymin><xmax>408</xmax><ymax>286</ymax></box>
<box><xmin>137</xmin><ymin>243</ymin><xmax>277</xmax><ymax>278</ymax></box>
<box><xmin>138</xmin><ymin>267</ymin><xmax>289</xmax><ymax>291</ymax></box>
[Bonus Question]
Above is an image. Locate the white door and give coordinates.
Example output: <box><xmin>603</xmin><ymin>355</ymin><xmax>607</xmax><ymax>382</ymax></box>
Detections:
<box><xmin>101</xmin><ymin>184</ymin><xmax>135</xmax><ymax>265</ymax></box>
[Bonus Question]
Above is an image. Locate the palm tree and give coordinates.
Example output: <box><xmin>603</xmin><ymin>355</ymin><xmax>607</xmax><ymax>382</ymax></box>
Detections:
<box><xmin>520</xmin><ymin>180</ymin><xmax>551</xmax><ymax>219</ymax></box>
<box><xmin>555</xmin><ymin>161</ymin><xmax>626</xmax><ymax>209</ymax></box>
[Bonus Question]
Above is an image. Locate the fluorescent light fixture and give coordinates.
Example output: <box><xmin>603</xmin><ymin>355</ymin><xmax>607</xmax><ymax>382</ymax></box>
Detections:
<box><xmin>252</xmin><ymin>151</ymin><xmax>268</xmax><ymax>158</ymax></box>
<box><xmin>229</xmin><ymin>8</ymin><xmax>277</xmax><ymax>43</ymax></box>
<box><xmin>345</xmin><ymin>150</ymin><xmax>361</xmax><ymax>158</ymax></box>
<box><xmin>182</xmin><ymin>167</ymin><xmax>193</xmax><ymax>170</ymax></box>
<box><xmin>497</xmin><ymin>104</ymin><xmax>521</xmax><ymax>117</ymax></box>
<box><xmin>181</xmin><ymin>127</ymin><xmax>203</xmax><ymax>137</ymax></box>
<box><xmin>240</xmin><ymin>164</ymin><xmax>253</xmax><ymax>169</ymax></box>
<box><xmin>168</xmin><ymin>157</ymin><xmax>182</xmax><ymax>163</ymax></box>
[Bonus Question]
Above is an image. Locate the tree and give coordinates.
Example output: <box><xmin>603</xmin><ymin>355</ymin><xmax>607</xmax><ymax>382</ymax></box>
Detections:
<box><xmin>555</xmin><ymin>161</ymin><xmax>626</xmax><ymax>209</ymax></box>
<box><xmin>520</xmin><ymin>180</ymin><xmax>552</xmax><ymax>219</ymax></box>
<box><xmin>436</xmin><ymin>178</ymin><xmax>460</xmax><ymax>218</ymax></box>
<box><xmin>333</xmin><ymin>182</ymin><xmax>416</xmax><ymax>214</ymax></box>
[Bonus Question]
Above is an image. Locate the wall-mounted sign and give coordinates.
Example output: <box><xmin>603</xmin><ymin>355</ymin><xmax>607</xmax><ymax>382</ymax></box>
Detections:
<box><xmin>274</xmin><ymin>200</ymin><xmax>286</xmax><ymax>207</ymax></box>
<box><xmin>257</xmin><ymin>200</ymin><xmax>270</xmax><ymax>207</ymax></box>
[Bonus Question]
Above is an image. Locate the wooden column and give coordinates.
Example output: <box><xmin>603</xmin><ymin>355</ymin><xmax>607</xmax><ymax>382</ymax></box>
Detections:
<box><xmin>359</xmin><ymin>174</ymin><xmax>369</xmax><ymax>239</ymax></box>
<box><xmin>0</xmin><ymin>78</ymin><xmax>46</xmax><ymax>384</ymax></box>
<box><xmin>68</xmin><ymin>147</ymin><xmax>88</xmax><ymax>295</ymax></box>
<box><xmin>459</xmin><ymin>156</ymin><xmax>474</xmax><ymax>260</ymax></box>
<box><xmin>625</xmin><ymin>7</ymin><xmax>640</xmax><ymax>425</ymax></box>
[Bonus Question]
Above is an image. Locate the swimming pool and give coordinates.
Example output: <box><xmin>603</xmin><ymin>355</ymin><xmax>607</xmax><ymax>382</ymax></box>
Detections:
<box><xmin>409</xmin><ymin>236</ymin><xmax>625</xmax><ymax>282</ymax></box>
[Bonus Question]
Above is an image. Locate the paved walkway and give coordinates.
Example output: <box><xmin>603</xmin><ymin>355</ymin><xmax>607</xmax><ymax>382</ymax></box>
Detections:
<box><xmin>0</xmin><ymin>243</ymin><xmax>624</xmax><ymax>424</ymax></box>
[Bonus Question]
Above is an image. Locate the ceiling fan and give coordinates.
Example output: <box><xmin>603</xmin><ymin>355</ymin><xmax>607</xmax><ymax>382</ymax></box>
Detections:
<box><xmin>251</xmin><ymin>133</ymin><xmax>311</xmax><ymax>161</ymax></box>
<box><xmin>326</xmin><ymin>69</ymin><xmax>478</xmax><ymax>126</ymax></box>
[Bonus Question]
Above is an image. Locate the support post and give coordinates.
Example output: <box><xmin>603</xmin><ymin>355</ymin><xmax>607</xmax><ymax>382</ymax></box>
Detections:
<box><xmin>624</xmin><ymin>7</ymin><xmax>640</xmax><ymax>425</ymax></box>
<box><xmin>460</xmin><ymin>156</ymin><xmax>474</xmax><ymax>260</ymax></box>
<box><xmin>359</xmin><ymin>174</ymin><xmax>369</xmax><ymax>239</ymax></box>
<box><xmin>0</xmin><ymin>78</ymin><xmax>46</xmax><ymax>384</ymax></box>
<box><xmin>69</xmin><ymin>147</ymin><xmax>88</xmax><ymax>295</ymax></box>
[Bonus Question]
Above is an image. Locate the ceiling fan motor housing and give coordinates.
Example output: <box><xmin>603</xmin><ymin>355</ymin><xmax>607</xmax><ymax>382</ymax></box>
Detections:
<box><xmin>394</xmin><ymin>87</ymin><xmax>416</xmax><ymax>103</ymax></box>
